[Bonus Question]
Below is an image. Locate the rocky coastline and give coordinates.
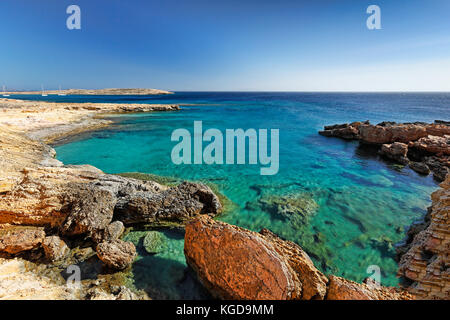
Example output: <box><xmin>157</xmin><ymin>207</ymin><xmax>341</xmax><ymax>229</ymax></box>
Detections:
<box><xmin>319</xmin><ymin>120</ymin><xmax>449</xmax><ymax>299</ymax></box>
<box><xmin>0</xmin><ymin>98</ymin><xmax>220</xmax><ymax>299</ymax></box>
<box><xmin>0</xmin><ymin>99</ymin><xmax>447</xmax><ymax>300</ymax></box>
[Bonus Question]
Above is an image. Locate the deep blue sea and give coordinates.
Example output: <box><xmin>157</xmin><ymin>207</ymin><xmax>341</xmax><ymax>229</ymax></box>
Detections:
<box><xmin>11</xmin><ymin>92</ymin><xmax>450</xmax><ymax>298</ymax></box>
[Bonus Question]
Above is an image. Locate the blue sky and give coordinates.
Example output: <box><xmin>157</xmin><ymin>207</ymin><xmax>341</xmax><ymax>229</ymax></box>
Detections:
<box><xmin>1</xmin><ymin>0</ymin><xmax>450</xmax><ymax>91</ymax></box>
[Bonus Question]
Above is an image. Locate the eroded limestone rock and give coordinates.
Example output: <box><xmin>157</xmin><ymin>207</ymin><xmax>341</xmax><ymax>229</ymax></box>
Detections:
<box><xmin>96</xmin><ymin>240</ymin><xmax>136</xmax><ymax>270</ymax></box>
<box><xmin>0</xmin><ymin>226</ymin><xmax>45</xmax><ymax>255</ymax></box>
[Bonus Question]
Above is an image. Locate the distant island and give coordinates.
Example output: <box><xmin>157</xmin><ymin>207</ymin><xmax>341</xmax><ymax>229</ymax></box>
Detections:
<box><xmin>2</xmin><ymin>88</ymin><xmax>173</xmax><ymax>95</ymax></box>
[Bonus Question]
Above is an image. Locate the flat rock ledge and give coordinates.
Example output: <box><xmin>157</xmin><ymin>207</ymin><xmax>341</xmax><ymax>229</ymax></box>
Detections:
<box><xmin>319</xmin><ymin>120</ymin><xmax>450</xmax><ymax>181</ymax></box>
<box><xmin>184</xmin><ymin>216</ymin><xmax>413</xmax><ymax>300</ymax></box>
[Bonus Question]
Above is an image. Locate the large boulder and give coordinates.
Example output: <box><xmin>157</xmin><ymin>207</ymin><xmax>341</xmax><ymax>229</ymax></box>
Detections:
<box><xmin>184</xmin><ymin>216</ymin><xmax>328</xmax><ymax>300</ymax></box>
<box><xmin>96</xmin><ymin>240</ymin><xmax>136</xmax><ymax>270</ymax></box>
<box><xmin>0</xmin><ymin>226</ymin><xmax>45</xmax><ymax>255</ymax></box>
<box><xmin>379</xmin><ymin>142</ymin><xmax>409</xmax><ymax>165</ymax></box>
<box><xmin>115</xmin><ymin>182</ymin><xmax>221</xmax><ymax>226</ymax></box>
<box><xmin>61</xmin><ymin>184</ymin><xmax>116</xmax><ymax>236</ymax></box>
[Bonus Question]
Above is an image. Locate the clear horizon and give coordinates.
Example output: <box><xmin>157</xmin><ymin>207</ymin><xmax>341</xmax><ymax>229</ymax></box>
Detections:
<box><xmin>1</xmin><ymin>0</ymin><xmax>450</xmax><ymax>91</ymax></box>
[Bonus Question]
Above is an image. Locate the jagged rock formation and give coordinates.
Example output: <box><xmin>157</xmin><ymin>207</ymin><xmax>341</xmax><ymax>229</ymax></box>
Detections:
<box><xmin>319</xmin><ymin>120</ymin><xmax>450</xmax><ymax>181</ymax></box>
<box><xmin>184</xmin><ymin>216</ymin><xmax>413</xmax><ymax>300</ymax></box>
<box><xmin>397</xmin><ymin>176</ymin><xmax>449</xmax><ymax>299</ymax></box>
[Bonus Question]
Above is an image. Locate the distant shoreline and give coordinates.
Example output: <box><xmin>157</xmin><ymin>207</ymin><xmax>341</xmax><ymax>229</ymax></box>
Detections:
<box><xmin>1</xmin><ymin>88</ymin><xmax>173</xmax><ymax>95</ymax></box>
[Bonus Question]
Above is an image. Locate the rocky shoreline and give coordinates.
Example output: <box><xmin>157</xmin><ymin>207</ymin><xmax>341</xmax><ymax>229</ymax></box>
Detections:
<box><xmin>319</xmin><ymin>120</ymin><xmax>449</xmax><ymax>299</ymax></box>
<box><xmin>0</xmin><ymin>98</ymin><xmax>221</xmax><ymax>299</ymax></box>
<box><xmin>319</xmin><ymin>120</ymin><xmax>450</xmax><ymax>181</ymax></box>
<box><xmin>0</xmin><ymin>99</ymin><xmax>447</xmax><ymax>300</ymax></box>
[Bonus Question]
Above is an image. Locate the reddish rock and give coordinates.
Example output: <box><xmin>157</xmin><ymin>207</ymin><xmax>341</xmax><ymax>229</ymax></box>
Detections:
<box><xmin>0</xmin><ymin>226</ymin><xmax>45</xmax><ymax>255</ymax></box>
<box><xmin>326</xmin><ymin>275</ymin><xmax>413</xmax><ymax>300</ymax></box>
<box><xmin>96</xmin><ymin>240</ymin><xmax>136</xmax><ymax>270</ymax></box>
<box><xmin>184</xmin><ymin>216</ymin><xmax>328</xmax><ymax>300</ymax></box>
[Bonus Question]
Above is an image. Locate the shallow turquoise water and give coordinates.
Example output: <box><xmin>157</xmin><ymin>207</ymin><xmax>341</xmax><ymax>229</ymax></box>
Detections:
<box><xmin>44</xmin><ymin>92</ymin><xmax>449</xmax><ymax>296</ymax></box>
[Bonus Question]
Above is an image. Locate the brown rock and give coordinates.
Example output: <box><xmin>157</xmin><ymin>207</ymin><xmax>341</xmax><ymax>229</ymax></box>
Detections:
<box><xmin>92</xmin><ymin>221</ymin><xmax>124</xmax><ymax>243</ymax></box>
<box><xmin>0</xmin><ymin>226</ymin><xmax>45</xmax><ymax>255</ymax></box>
<box><xmin>61</xmin><ymin>184</ymin><xmax>116</xmax><ymax>236</ymax></box>
<box><xmin>319</xmin><ymin>121</ymin><xmax>366</xmax><ymax>140</ymax></box>
<box><xmin>184</xmin><ymin>216</ymin><xmax>327</xmax><ymax>300</ymax></box>
<box><xmin>96</xmin><ymin>240</ymin><xmax>136</xmax><ymax>270</ymax></box>
<box><xmin>42</xmin><ymin>236</ymin><xmax>70</xmax><ymax>262</ymax></box>
<box><xmin>426</xmin><ymin>123</ymin><xmax>450</xmax><ymax>137</ymax></box>
<box><xmin>410</xmin><ymin>135</ymin><xmax>450</xmax><ymax>155</ymax></box>
<box><xmin>359</xmin><ymin>123</ymin><xmax>428</xmax><ymax>144</ymax></box>
<box><xmin>326</xmin><ymin>275</ymin><xmax>413</xmax><ymax>300</ymax></box>
<box><xmin>379</xmin><ymin>142</ymin><xmax>409</xmax><ymax>165</ymax></box>
<box><xmin>409</xmin><ymin>162</ymin><xmax>431</xmax><ymax>175</ymax></box>
<box><xmin>398</xmin><ymin>176</ymin><xmax>450</xmax><ymax>299</ymax></box>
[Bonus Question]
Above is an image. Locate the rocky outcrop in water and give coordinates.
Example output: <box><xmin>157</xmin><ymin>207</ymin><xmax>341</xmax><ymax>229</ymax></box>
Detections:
<box><xmin>184</xmin><ymin>216</ymin><xmax>413</xmax><ymax>300</ymax></box>
<box><xmin>319</xmin><ymin>120</ymin><xmax>450</xmax><ymax>181</ymax></box>
<box><xmin>397</xmin><ymin>176</ymin><xmax>450</xmax><ymax>299</ymax></box>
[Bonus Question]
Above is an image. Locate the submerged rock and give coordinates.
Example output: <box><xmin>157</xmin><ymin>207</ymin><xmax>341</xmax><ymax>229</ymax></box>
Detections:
<box><xmin>255</xmin><ymin>193</ymin><xmax>318</xmax><ymax>229</ymax></box>
<box><xmin>143</xmin><ymin>231</ymin><xmax>168</xmax><ymax>254</ymax></box>
<box><xmin>184</xmin><ymin>216</ymin><xmax>328</xmax><ymax>300</ymax></box>
<box><xmin>0</xmin><ymin>226</ymin><xmax>45</xmax><ymax>255</ymax></box>
<box><xmin>96</xmin><ymin>240</ymin><xmax>136</xmax><ymax>270</ymax></box>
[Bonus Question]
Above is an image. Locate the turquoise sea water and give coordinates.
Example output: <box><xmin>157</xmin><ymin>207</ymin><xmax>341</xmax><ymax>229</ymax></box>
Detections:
<box><xmin>14</xmin><ymin>92</ymin><xmax>449</xmax><ymax>298</ymax></box>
